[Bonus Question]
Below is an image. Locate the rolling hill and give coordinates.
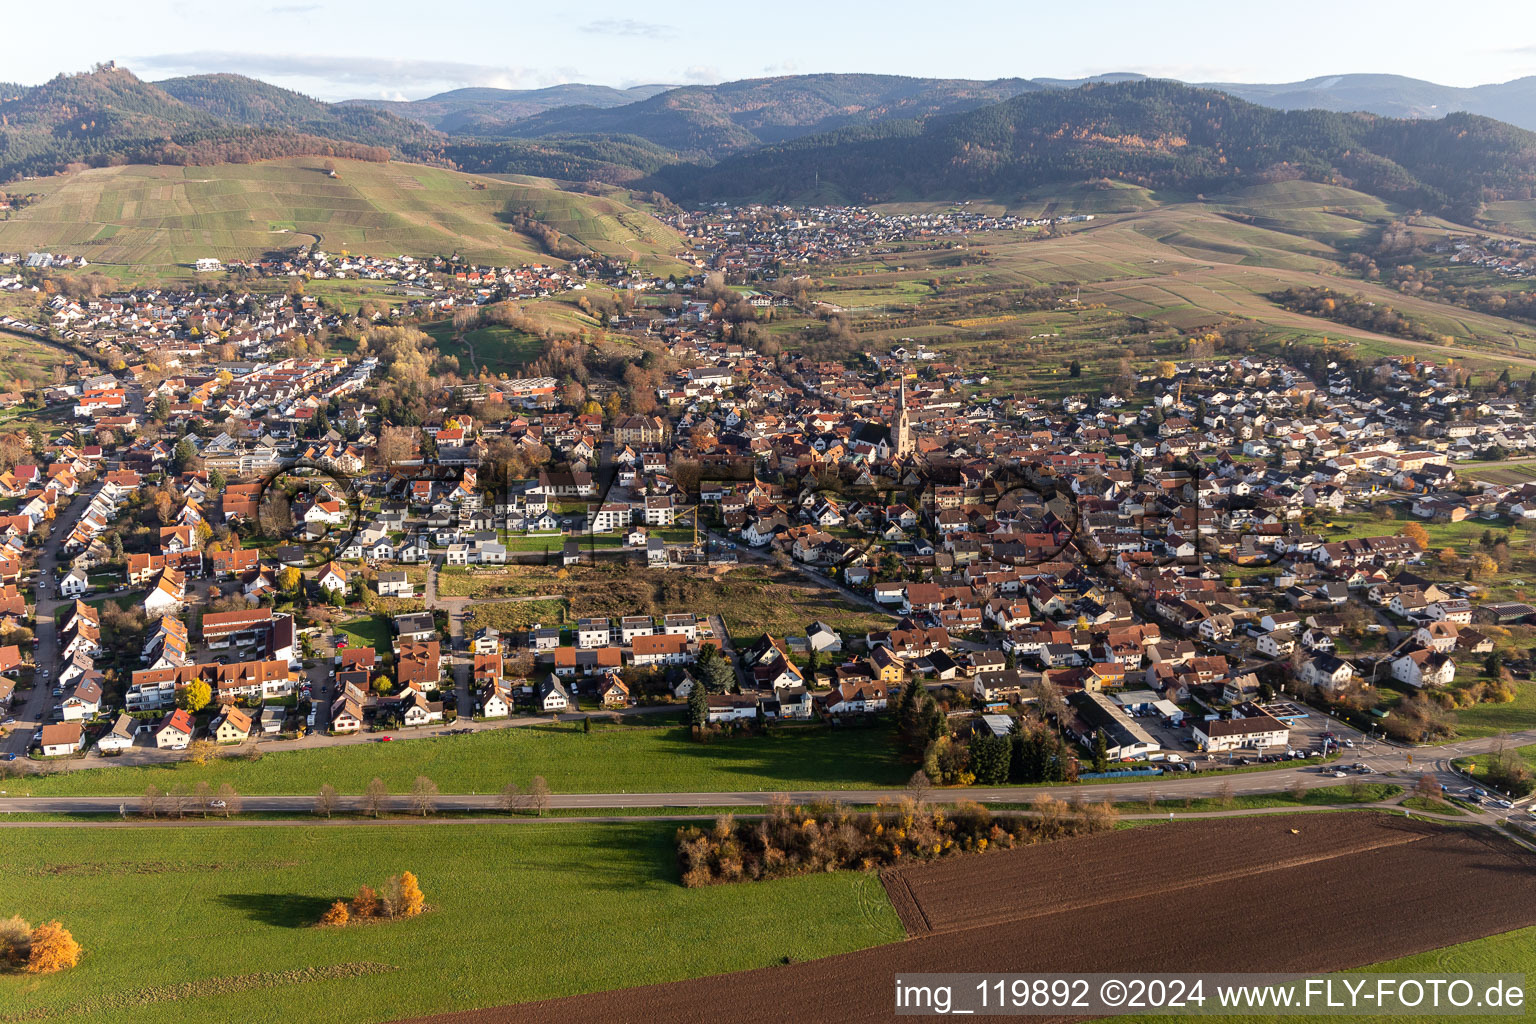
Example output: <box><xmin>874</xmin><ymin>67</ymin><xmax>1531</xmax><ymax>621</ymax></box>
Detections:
<box><xmin>483</xmin><ymin>74</ymin><xmax>1043</xmax><ymax>157</ymax></box>
<box><xmin>1208</xmin><ymin>74</ymin><xmax>1536</xmax><ymax>132</ymax></box>
<box><xmin>650</xmin><ymin>80</ymin><xmax>1536</xmax><ymax>217</ymax></box>
<box><xmin>157</xmin><ymin>74</ymin><xmax>447</xmax><ymax>158</ymax></box>
<box><xmin>344</xmin><ymin>84</ymin><xmax>674</xmax><ymax>134</ymax></box>
<box><xmin>0</xmin><ymin>66</ymin><xmax>423</xmax><ymax>181</ymax></box>
<box><xmin>0</xmin><ymin>158</ymin><xmax>685</xmax><ymax>271</ymax></box>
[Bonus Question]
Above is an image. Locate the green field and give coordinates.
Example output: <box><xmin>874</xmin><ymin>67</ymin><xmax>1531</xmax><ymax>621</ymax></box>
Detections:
<box><xmin>819</xmin><ymin>181</ymin><xmax>1536</xmax><ymax>378</ymax></box>
<box><xmin>0</xmin><ymin>328</ymin><xmax>80</xmax><ymax>390</ymax></box>
<box><xmin>423</xmin><ymin>318</ymin><xmax>542</xmax><ymax>376</ymax></box>
<box><xmin>0</xmin><ymin>159</ymin><xmax>686</xmax><ymax>272</ymax></box>
<box><xmin>335</xmin><ymin>615</ymin><xmax>392</xmax><ymax>657</ymax></box>
<box><xmin>0</xmin><ymin>822</ymin><xmax>901</xmax><ymax>1024</ymax></box>
<box><xmin>13</xmin><ymin>721</ymin><xmax>909</xmax><ymax>797</ymax></box>
<box><xmin>1462</xmin><ymin>461</ymin><xmax>1536</xmax><ymax>486</ymax></box>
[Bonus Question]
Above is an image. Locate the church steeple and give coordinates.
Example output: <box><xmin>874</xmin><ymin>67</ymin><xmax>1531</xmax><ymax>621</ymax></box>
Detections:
<box><xmin>893</xmin><ymin>370</ymin><xmax>913</xmax><ymax>458</ymax></box>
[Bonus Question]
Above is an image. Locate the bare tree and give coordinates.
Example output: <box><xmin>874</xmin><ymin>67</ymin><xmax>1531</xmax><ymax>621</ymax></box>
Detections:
<box><xmin>361</xmin><ymin>776</ymin><xmax>388</xmax><ymax>819</ymax></box>
<box><xmin>314</xmin><ymin>782</ymin><xmax>339</xmax><ymax>819</ymax></box>
<box><xmin>168</xmin><ymin>785</ymin><xmax>190</xmax><ymax>820</ymax></box>
<box><xmin>905</xmin><ymin>769</ymin><xmax>931</xmax><ymax>806</ymax></box>
<box><xmin>215</xmin><ymin>783</ymin><xmax>241</xmax><ymax>818</ymax></box>
<box><xmin>1286</xmin><ymin>775</ymin><xmax>1308</xmax><ymax>802</ymax></box>
<box><xmin>139</xmin><ymin>784</ymin><xmax>163</xmax><ymax>819</ymax></box>
<box><xmin>529</xmin><ymin>776</ymin><xmax>550</xmax><ymax>817</ymax></box>
<box><xmin>193</xmin><ymin>780</ymin><xmax>212</xmax><ymax>817</ymax></box>
<box><xmin>1216</xmin><ymin>780</ymin><xmax>1235</xmax><ymax>809</ymax></box>
<box><xmin>1029</xmin><ymin>678</ymin><xmax>1067</xmax><ymax>724</ymax></box>
<box><xmin>497</xmin><ymin>781</ymin><xmax>524</xmax><ymax>814</ymax></box>
<box><xmin>409</xmin><ymin>775</ymin><xmax>439</xmax><ymax>817</ymax></box>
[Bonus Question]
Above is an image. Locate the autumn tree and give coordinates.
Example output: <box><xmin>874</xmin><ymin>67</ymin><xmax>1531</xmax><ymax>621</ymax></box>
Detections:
<box><xmin>318</xmin><ymin>901</ymin><xmax>350</xmax><ymax>927</ymax></box>
<box><xmin>215</xmin><ymin>783</ymin><xmax>241</xmax><ymax>818</ymax></box>
<box><xmin>25</xmin><ymin>922</ymin><xmax>81</xmax><ymax>974</ymax></box>
<box><xmin>178</xmin><ymin>679</ymin><xmax>212</xmax><ymax>712</ymax></box>
<box><xmin>0</xmin><ymin>915</ymin><xmax>30</xmax><ymax>966</ymax></box>
<box><xmin>350</xmin><ymin>885</ymin><xmax>380</xmax><ymax>919</ymax></box>
<box><xmin>1398</xmin><ymin>522</ymin><xmax>1430</xmax><ymax>550</ymax></box>
<box><xmin>193</xmin><ymin>779</ymin><xmax>213</xmax><ymax>816</ymax></box>
<box><xmin>314</xmin><ymin>782</ymin><xmax>339</xmax><ymax>818</ymax></box>
<box><xmin>376</xmin><ymin>426</ymin><xmax>419</xmax><ymax>468</ymax></box>
<box><xmin>361</xmin><ymin>776</ymin><xmax>388</xmax><ymax>818</ymax></box>
<box><xmin>409</xmin><ymin>775</ymin><xmax>439</xmax><ymax>817</ymax></box>
<box><xmin>185</xmin><ymin>738</ymin><xmax>217</xmax><ymax>767</ymax></box>
<box><xmin>906</xmin><ymin>768</ymin><xmax>932</xmax><ymax>806</ymax></box>
<box><xmin>394</xmin><ymin>871</ymin><xmax>425</xmax><ymax>918</ymax></box>
<box><xmin>1414</xmin><ymin>773</ymin><xmax>1444</xmax><ymax>801</ymax></box>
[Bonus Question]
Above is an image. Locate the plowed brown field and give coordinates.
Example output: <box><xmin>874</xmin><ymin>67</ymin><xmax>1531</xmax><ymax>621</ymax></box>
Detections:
<box><xmin>397</xmin><ymin>815</ymin><xmax>1536</xmax><ymax>1024</ymax></box>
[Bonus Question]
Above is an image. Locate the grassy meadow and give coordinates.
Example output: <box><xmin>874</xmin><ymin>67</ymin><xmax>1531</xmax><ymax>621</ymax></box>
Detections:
<box><xmin>11</xmin><ymin>721</ymin><xmax>909</xmax><ymax>797</ymax></box>
<box><xmin>0</xmin><ymin>822</ymin><xmax>902</xmax><ymax>1024</ymax></box>
<box><xmin>0</xmin><ymin>159</ymin><xmax>685</xmax><ymax>272</ymax></box>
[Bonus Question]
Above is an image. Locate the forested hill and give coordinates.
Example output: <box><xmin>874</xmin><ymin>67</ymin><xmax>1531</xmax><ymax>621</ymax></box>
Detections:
<box><xmin>651</xmin><ymin>80</ymin><xmax>1536</xmax><ymax>217</ymax></box>
<box><xmin>0</xmin><ymin>66</ymin><xmax>442</xmax><ymax>180</ymax></box>
<box><xmin>485</xmin><ymin>74</ymin><xmax>1042</xmax><ymax>157</ymax></box>
<box><xmin>344</xmin><ymin>84</ymin><xmax>674</xmax><ymax>134</ymax></box>
<box><xmin>157</xmin><ymin>74</ymin><xmax>446</xmax><ymax>156</ymax></box>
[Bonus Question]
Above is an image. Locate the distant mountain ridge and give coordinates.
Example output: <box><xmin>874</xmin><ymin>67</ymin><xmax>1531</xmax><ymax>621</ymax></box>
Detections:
<box><xmin>157</xmin><ymin>74</ymin><xmax>446</xmax><ymax>155</ymax></box>
<box><xmin>649</xmin><ymin>80</ymin><xmax>1536</xmax><ymax>218</ymax></box>
<box><xmin>0</xmin><ymin>65</ymin><xmax>443</xmax><ymax>181</ymax></box>
<box><xmin>478</xmin><ymin>74</ymin><xmax>1044</xmax><ymax>157</ymax></box>
<box><xmin>341</xmin><ymin>83</ymin><xmax>674</xmax><ymax>134</ymax></box>
<box><xmin>1204</xmin><ymin>73</ymin><xmax>1536</xmax><ymax>130</ymax></box>
<box><xmin>6</xmin><ymin>65</ymin><xmax>1536</xmax><ymax>226</ymax></box>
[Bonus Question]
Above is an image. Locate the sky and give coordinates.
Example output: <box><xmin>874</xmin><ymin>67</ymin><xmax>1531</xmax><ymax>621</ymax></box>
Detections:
<box><xmin>10</xmin><ymin>0</ymin><xmax>1536</xmax><ymax>101</ymax></box>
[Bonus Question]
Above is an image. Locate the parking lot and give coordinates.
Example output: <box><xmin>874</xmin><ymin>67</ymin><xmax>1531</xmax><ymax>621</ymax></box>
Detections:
<box><xmin>1124</xmin><ymin>698</ymin><xmax>1368</xmax><ymax>767</ymax></box>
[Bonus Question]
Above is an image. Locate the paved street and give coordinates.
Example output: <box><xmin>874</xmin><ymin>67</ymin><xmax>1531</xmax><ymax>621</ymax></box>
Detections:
<box><xmin>0</xmin><ymin>487</ymin><xmax>95</xmax><ymax>756</ymax></box>
<box><xmin>3</xmin><ymin>728</ymin><xmax>1532</xmax><ymax>819</ymax></box>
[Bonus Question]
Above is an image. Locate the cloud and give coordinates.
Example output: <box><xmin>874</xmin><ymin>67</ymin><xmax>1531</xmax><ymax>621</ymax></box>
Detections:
<box><xmin>127</xmin><ymin>51</ymin><xmax>583</xmax><ymax>98</ymax></box>
<box><xmin>580</xmin><ymin>19</ymin><xmax>676</xmax><ymax>40</ymax></box>
<box><xmin>760</xmin><ymin>62</ymin><xmax>800</xmax><ymax>76</ymax></box>
<box><xmin>681</xmin><ymin>65</ymin><xmax>721</xmax><ymax>85</ymax></box>
<box><xmin>267</xmin><ymin>3</ymin><xmax>319</xmax><ymax>13</ymax></box>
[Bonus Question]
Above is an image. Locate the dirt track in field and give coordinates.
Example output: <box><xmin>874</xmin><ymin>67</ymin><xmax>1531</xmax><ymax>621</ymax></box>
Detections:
<box><xmin>396</xmin><ymin>815</ymin><xmax>1536</xmax><ymax>1024</ymax></box>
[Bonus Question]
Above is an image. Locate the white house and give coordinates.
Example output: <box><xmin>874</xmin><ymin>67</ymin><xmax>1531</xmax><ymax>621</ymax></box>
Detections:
<box><xmin>1391</xmin><ymin>648</ymin><xmax>1457</xmax><ymax>688</ymax></box>
<box><xmin>316</xmin><ymin>563</ymin><xmax>349</xmax><ymax>592</ymax></box>
<box><xmin>59</xmin><ymin>568</ymin><xmax>88</xmax><ymax>599</ymax></box>
<box><xmin>38</xmin><ymin>722</ymin><xmax>83</xmax><ymax>757</ymax></box>
<box><xmin>536</xmin><ymin>676</ymin><xmax>571</xmax><ymax>713</ymax></box>
<box><xmin>1193</xmin><ymin>714</ymin><xmax>1290</xmax><ymax>752</ymax></box>
<box><xmin>95</xmin><ymin>712</ymin><xmax>136</xmax><ymax>753</ymax></box>
<box><xmin>706</xmin><ymin>694</ymin><xmax>758</xmax><ymax>722</ymax></box>
<box><xmin>479</xmin><ymin>681</ymin><xmax>511</xmax><ymax>719</ymax></box>
<box><xmin>1298</xmin><ymin>653</ymin><xmax>1355</xmax><ymax>691</ymax></box>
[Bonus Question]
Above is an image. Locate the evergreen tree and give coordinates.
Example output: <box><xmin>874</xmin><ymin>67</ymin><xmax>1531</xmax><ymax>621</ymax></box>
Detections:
<box><xmin>1091</xmin><ymin>729</ymin><xmax>1109</xmax><ymax>773</ymax></box>
<box><xmin>687</xmin><ymin>684</ymin><xmax>708</xmax><ymax>730</ymax></box>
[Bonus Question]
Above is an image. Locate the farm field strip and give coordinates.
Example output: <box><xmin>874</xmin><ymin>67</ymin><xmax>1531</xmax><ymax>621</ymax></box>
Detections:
<box><xmin>881</xmin><ymin>814</ymin><xmax>1436</xmax><ymax>937</ymax></box>
<box><xmin>410</xmin><ymin>815</ymin><xmax>1536</xmax><ymax>1024</ymax></box>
